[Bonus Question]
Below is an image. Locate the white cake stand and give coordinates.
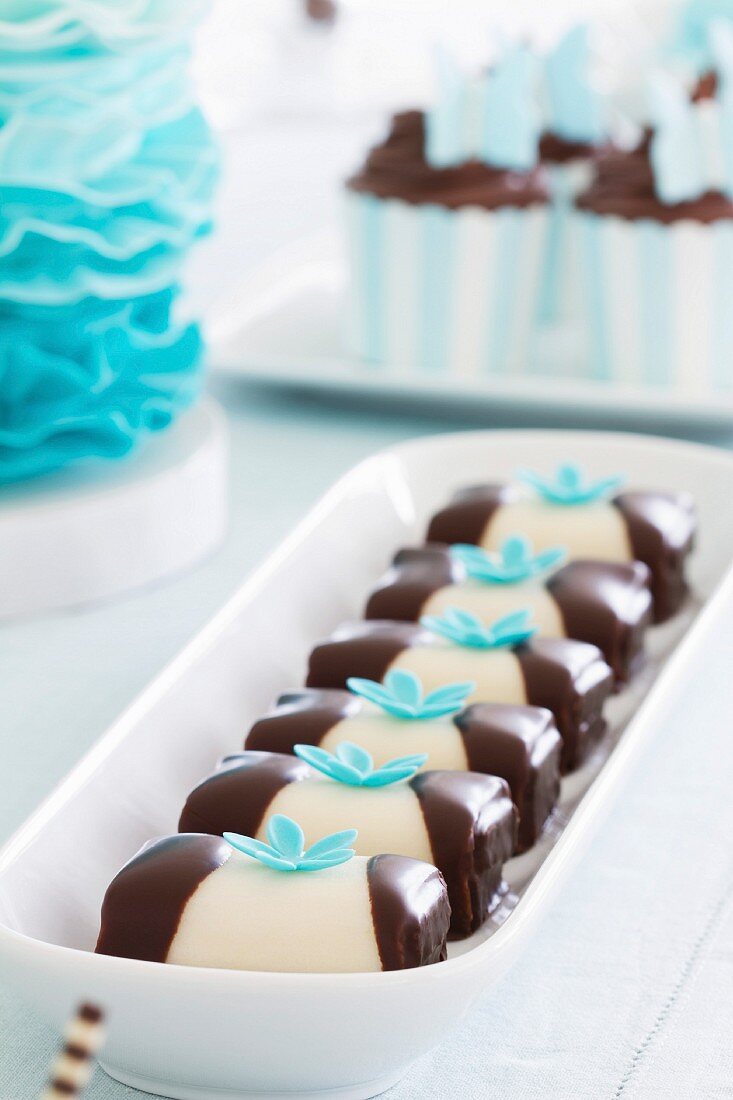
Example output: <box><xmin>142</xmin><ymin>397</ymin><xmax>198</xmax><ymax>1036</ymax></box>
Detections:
<box><xmin>0</xmin><ymin>399</ymin><xmax>229</xmax><ymax>620</ymax></box>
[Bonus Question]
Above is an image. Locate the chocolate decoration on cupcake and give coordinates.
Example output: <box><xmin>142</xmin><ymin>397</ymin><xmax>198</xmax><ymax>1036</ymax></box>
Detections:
<box><xmin>96</xmin><ymin>825</ymin><xmax>450</xmax><ymax>972</ymax></box>
<box><xmin>347</xmin><ymin>111</ymin><xmax>549</xmax><ymax>211</ymax></box>
<box><xmin>426</xmin><ymin>467</ymin><xmax>695</xmax><ymax>621</ymax></box>
<box><xmin>365</xmin><ymin>541</ymin><xmax>652</xmax><ymax>682</ymax></box>
<box><xmin>180</xmin><ymin>749</ymin><xmax>516</xmax><ymax>938</ymax></box>
<box><xmin>305</xmin><ymin>616</ymin><xmax>613</xmax><ymax>773</ymax></box>
<box><xmin>246</xmin><ymin>685</ymin><xmax>562</xmax><ymax>849</ymax></box>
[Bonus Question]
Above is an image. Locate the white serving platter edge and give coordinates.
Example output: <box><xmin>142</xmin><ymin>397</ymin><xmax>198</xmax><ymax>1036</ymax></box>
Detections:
<box><xmin>1</xmin><ymin>429</ymin><xmax>732</xmax><ymax>1100</ymax></box>
<box><xmin>207</xmin><ymin>233</ymin><xmax>733</xmax><ymax>428</ymax></box>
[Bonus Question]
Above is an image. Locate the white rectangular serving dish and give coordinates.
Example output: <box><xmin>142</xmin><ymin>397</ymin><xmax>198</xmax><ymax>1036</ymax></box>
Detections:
<box><xmin>1</xmin><ymin>430</ymin><xmax>733</xmax><ymax>1100</ymax></box>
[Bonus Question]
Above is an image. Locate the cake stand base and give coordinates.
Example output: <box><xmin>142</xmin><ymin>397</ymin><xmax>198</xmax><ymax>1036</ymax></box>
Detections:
<box><xmin>0</xmin><ymin>400</ymin><xmax>228</xmax><ymax>620</ymax></box>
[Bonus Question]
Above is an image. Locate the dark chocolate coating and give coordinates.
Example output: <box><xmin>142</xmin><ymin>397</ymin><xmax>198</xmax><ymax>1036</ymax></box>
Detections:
<box><xmin>366</xmin><ymin>545</ymin><xmax>458</xmax><ymax>621</ymax></box>
<box><xmin>516</xmin><ymin>639</ymin><xmax>613</xmax><ymax>773</ymax></box>
<box><xmin>347</xmin><ymin>111</ymin><xmax>549</xmax><ymax>210</ymax></box>
<box><xmin>612</xmin><ymin>492</ymin><xmax>696</xmax><ymax>622</ymax></box>
<box><xmin>410</xmin><ymin>771</ymin><xmax>516</xmax><ymax>937</ymax></box>
<box><xmin>547</xmin><ymin>560</ymin><xmax>652</xmax><ymax>680</ymax></box>
<box><xmin>366</xmin><ymin>546</ymin><xmax>652</xmax><ymax>681</ymax></box>
<box><xmin>246</xmin><ymin>690</ymin><xmax>361</xmax><ymax>753</ymax></box>
<box><xmin>455</xmin><ymin>704</ymin><xmax>562</xmax><ymax>852</ymax></box>
<box><xmin>306</xmin><ymin>621</ymin><xmax>430</xmax><ymax>689</ymax></box>
<box><xmin>366</xmin><ymin>854</ymin><xmax>450</xmax><ymax>969</ymax></box>
<box><xmin>426</xmin><ymin>485</ymin><xmax>515</xmax><ymax>546</ymax></box>
<box><xmin>178</xmin><ymin>753</ymin><xmax>310</xmax><ymax>836</ymax></box>
<box><xmin>95</xmin><ymin>834</ymin><xmax>231</xmax><ymax>963</ymax></box>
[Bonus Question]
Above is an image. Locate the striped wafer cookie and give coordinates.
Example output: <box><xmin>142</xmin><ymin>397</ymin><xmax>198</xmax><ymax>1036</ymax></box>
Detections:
<box><xmin>40</xmin><ymin>1004</ymin><xmax>105</xmax><ymax>1099</ymax></box>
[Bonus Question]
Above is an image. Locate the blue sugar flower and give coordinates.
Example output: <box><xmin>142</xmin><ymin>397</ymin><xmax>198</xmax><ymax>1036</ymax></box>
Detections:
<box><xmin>518</xmin><ymin>463</ymin><xmax>624</xmax><ymax>505</ymax></box>
<box><xmin>294</xmin><ymin>741</ymin><xmax>427</xmax><ymax>787</ymax></box>
<box><xmin>451</xmin><ymin>537</ymin><xmax>565</xmax><ymax>585</ymax></box>
<box><xmin>421</xmin><ymin>607</ymin><xmax>536</xmax><ymax>650</ymax></box>
<box><xmin>224</xmin><ymin>815</ymin><xmax>357</xmax><ymax>873</ymax></box>
<box><xmin>347</xmin><ymin>668</ymin><xmax>474</xmax><ymax>720</ymax></box>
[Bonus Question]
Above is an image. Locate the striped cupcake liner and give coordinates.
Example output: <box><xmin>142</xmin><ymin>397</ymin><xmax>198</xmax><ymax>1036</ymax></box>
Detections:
<box><xmin>579</xmin><ymin>211</ymin><xmax>733</xmax><ymax>392</ymax></box>
<box><xmin>536</xmin><ymin>161</ymin><xmax>592</xmax><ymax>326</ymax></box>
<box><xmin>345</xmin><ymin>192</ymin><xmax>548</xmax><ymax>377</ymax></box>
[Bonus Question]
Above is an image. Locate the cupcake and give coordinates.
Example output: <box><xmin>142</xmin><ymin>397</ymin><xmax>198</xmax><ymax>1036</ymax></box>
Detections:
<box><xmin>345</xmin><ymin>45</ymin><xmax>549</xmax><ymax>376</ymax></box>
<box><xmin>576</xmin><ymin>42</ymin><xmax>733</xmax><ymax>392</ymax></box>
<box><xmin>537</xmin><ymin>25</ymin><xmax>611</xmax><ymax>324</ymax></box>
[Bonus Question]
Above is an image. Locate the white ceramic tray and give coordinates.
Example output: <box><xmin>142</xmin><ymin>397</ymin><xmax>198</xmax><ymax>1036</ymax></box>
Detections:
<box><xmin>1</xmin><ymin>430</ymin><xmax>733</xmax><ymax>1100</ymax></box>
<box><xmin>208</xmin><ymin>234</ymin><xmax>733</xmax><ymax>428</ymax></box>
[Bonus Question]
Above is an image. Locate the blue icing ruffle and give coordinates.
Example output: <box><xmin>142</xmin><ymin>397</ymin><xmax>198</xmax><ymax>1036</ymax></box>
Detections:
<box><xmin>0</xmin><ymin>288</ymin><xmax>203</xmax><ymax>482</ymax></box>
<box><xmin>0</xmin><ymin>12</ymin><xmax>216</xmax><ymax>482</ymax></box>
<box><xmin>0</xmin><ymin>1</ymin><xmax>208</xmax><ymax>57</ymax></box>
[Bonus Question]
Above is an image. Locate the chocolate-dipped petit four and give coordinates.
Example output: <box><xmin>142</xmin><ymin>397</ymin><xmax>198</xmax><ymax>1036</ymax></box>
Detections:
<box><xmin>426</xmin><ymin>464</ymin><xmax>696</xmax><ymax>621</ymax></box>
<box><xmin>96</xmin><ymin>819</ymin><xmax>450</xmax><ymax>972</ymax></box>
<box><xmin>179</xmin><ymin>748</ymin><xmax>517</xmax><ymax>937</ymax></box>
<box><xmin>245</xmin><ymin>676</ymin><xmax>562</xmax><ymax>852</ymax></box>
<box><xmin>306</xmin><ymin>611</ymin><xmax>613</xmax><ymax>772</ymax></box>
<box><xmin>365</xmin><ymin>538</ymin><xmax>652</xmax><ymax>682</ymax></box>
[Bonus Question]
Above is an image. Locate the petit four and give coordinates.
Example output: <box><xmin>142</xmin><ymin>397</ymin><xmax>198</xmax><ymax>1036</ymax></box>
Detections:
<box><xmin>305</xmin><ymin>614</ymin><xmax>613</xmax><ymax>772</ymax></box>
<box><xmin>179</xmin><ymin>748</ymin><xmax>517</xmax><ymax>936</ymax></box>
<box><xmin>366</xmin><ymin>540</ymin><xmax>652</xmax><ymax>682</ymax></box>
<box><xmin>96</xmin><ymin>822</ymin><xmax>450</xmax><ymax>972</ymax></box>
<box><xmin>426</xmin><ymin>465</ymin><xmax>696</xmax><ymax>621</ymax></box>
<box><xmin>245</xmin><ymin>678</ymin><xmax>562</xmax><ymax>852</ymax></box>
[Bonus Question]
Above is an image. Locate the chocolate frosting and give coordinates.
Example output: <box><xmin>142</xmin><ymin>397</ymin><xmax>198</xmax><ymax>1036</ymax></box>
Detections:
<box><xmin>306</xmin><ymin>621</ymin><xmax>430</xmax><ymax>689</ymax></box>
<box><xmin>178</xmin><ymin>753</ymin><xmax>310</xmax><ymax>836</ymax></box>
<box><xmin>613</xmin><ymin>492</ymin><xmax>696</xmax><ymax>622</ymax></box>
<box><xmin>426</xmin><ymin>484</ymin><xmax>515</xmax><ymax>546</ymax></box>
<box><xmin>454</xmin><ymin>703</ymin><xmax>562</xmax><ymax>852</ymax></box>
<box><xmin>367</xmin><ymin>545</ymin><xmax>652</xmax><ymax>681</ymax></box>
<box><xmin>410</xmin><ymin>771</ymin><xmax>516</xmax><ymax>937</ymax></box>
<box><xmin>366</xmin><ymin>854</ymin><xmax>450</xmax><ymax>969</ymax></box>
<box><xmin>516</xmin><ymin>638</ymin><xmax>613</xmax><ymax>773</ymax></box>
<box><xmin>347</xmin><ymin>111</ymin><xmax>549</xmax><ymax>210</ymax></box>
<box><xmin>540</xmin><ymin>132</ymin><xmax>603</xmax><ymax>165</ymax></box>
<box><xmin>95</xmin><ymin>834</ymin><xmax>231</xmax><ymax>963</ymax></box>
<box><xmin>547</xmin><ymin>559</ymin><xmax>652</xmax><ymax>680</ymax></box>
<box><xmin>245</xmin><ymin>690</ymin><xmax>361</xmax><ymax>754</ymax></box>
<box><xmin>577</xmin><ymin>131</ymin><xmax>733</xmax><ymax>223</ymax></box>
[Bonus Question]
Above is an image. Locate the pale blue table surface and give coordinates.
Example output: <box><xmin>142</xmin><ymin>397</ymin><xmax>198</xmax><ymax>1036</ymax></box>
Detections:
<box><xmin>2</xmin><ymin>103</ymin><xmax>733</xmax><ymax>1097</ymax></box>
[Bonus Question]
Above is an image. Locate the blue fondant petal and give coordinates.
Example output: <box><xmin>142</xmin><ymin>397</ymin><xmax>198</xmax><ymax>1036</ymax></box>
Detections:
<box><xmin>336</xmin><ymin>741</ymin><xmax>373</xmax><ymax>774</ymax></box>
<box><xmin>422</xmin><ymin>682</ymin><xmax>475</xmax><ymax>706</ymax></box>
<box><xmin>297</xmin><ymin>851</ymin><xmax>356</xmax><ymax>871</ymax></box>
<box><xmin>267</xmin><ymin>815</ymin><xmax>305</xmax><ymax>863</ymax></box>
<box><xmin>346</xmin><ymin>677</ymin><xmax>396</xmax><ymax>709</ymax></box>
<box><xmin>384</xmin><ymin>668</ymin><xmax>423</xmax><ymax>707</ymax></box>
<box><xmin>223</xmin><ymin>833</ymin><xmax>279</xmax><ymax>861</ymax></box>
<box><xmin>304</xmin><ymin>830</ymin><xmax>359</xmax><ymax>860</ymax></box>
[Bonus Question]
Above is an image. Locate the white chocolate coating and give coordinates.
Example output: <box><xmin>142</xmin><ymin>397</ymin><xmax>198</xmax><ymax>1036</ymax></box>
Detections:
<box><xmin>389</xmin><ymin>645</ymin><xmax>527</xmax><ymax>707</ymax></box>
<box><xmin>166</xmin><ymin>851</ymin><xmax>382</xmax><ymax>973</ymax></box>
<box><xmin>322</xmin><ymin>707</ymin><xmax>469</xmax><ymax>771</ymax></box>
<box><xmin>263</xmin><ymin>779</ymin><xmax>433</xmax><ymax>864</ymax></box>
<box><xmin>482</xmin><ymin>500</ymin><xmax>632</xmax><ymax>562</ymax></box>
<box><xmin>422</xmin><ymin>580</ymin><xmax>564</xmax><ymax>636</ymax></box>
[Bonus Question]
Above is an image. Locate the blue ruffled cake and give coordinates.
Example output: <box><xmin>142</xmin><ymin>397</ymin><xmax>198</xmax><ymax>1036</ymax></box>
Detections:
<box><xmin>0</xmin><ymin>0</ymin><xmax>217</xmax><ymax>482</ymax></box>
